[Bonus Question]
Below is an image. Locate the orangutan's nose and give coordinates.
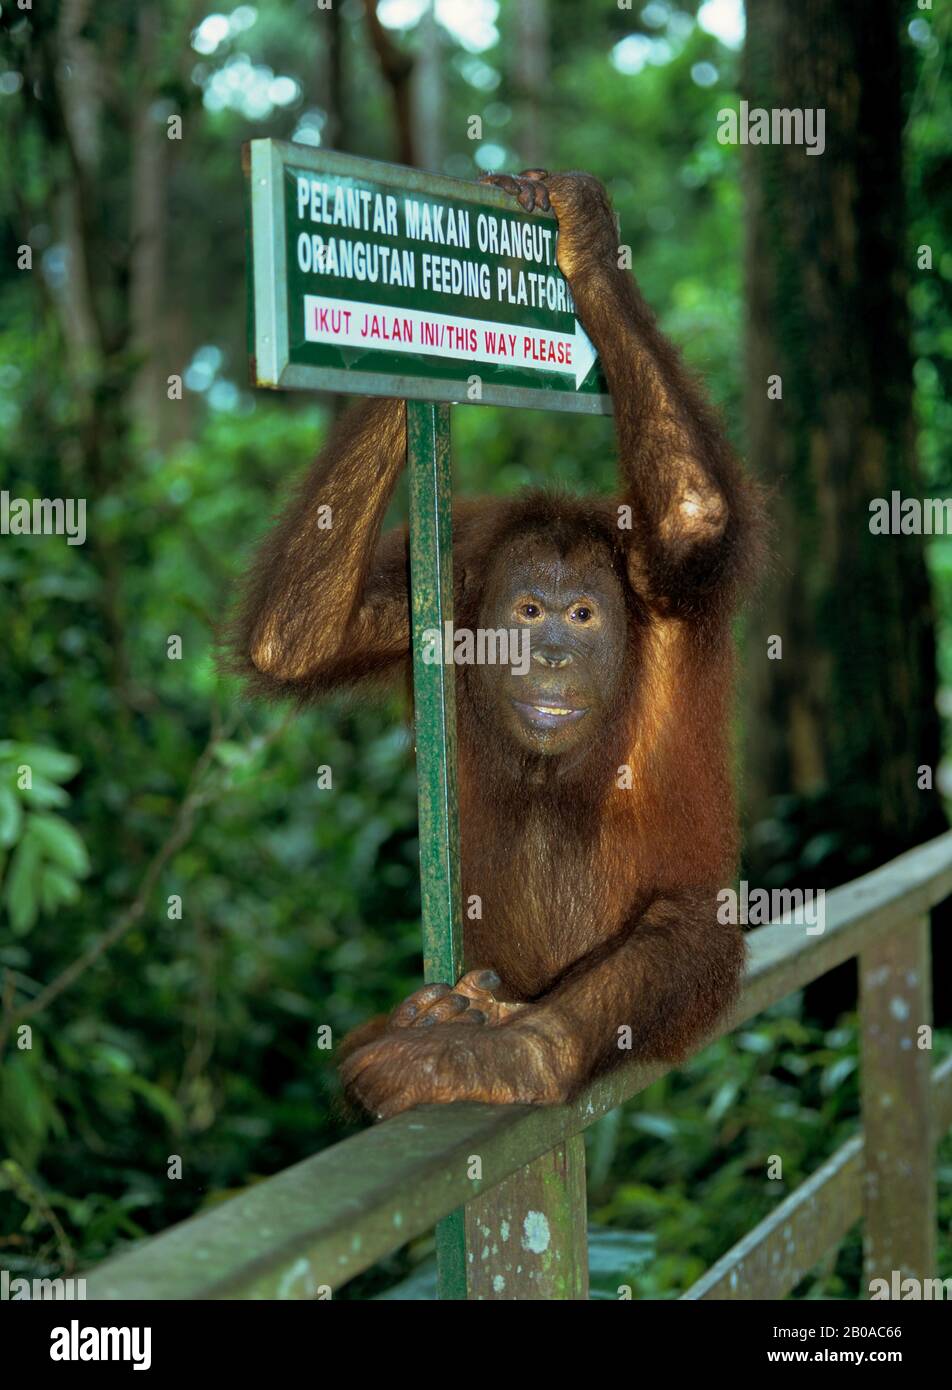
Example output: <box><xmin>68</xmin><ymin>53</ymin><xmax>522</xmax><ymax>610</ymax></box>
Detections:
<box><xmin>532</xmin><ymin>646</ymin><xmax>572</xmax><ymax>669</ymax></box>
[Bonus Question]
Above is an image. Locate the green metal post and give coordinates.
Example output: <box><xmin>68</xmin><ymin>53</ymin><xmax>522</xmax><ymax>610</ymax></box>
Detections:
<box><xmin>406</xmin><ymin>399</ymin><xmax>467</xmax><ymax>1298</ymax></box>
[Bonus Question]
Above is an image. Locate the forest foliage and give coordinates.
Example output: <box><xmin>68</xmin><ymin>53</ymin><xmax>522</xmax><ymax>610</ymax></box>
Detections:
<box><xmin>0</xmin><ymin>0</ymin><xmax>949</xmax><ymax>1296</ymax></box>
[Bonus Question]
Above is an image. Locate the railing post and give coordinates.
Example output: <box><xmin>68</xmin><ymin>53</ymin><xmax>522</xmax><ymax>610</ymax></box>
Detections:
<box><xmin>464</xmin><ymin>1136</ymin><xmax>589</xmax><ymax>1299</ymax></box>
<box><xmin>406</xmin><ymin>399</ymin><xmax>467</xmax><ymax>1299</ymax></box>
<box><xmin>859</xmin><ymin>913</ymin><xmax>935</xmax><ymax>1292</ymax></box>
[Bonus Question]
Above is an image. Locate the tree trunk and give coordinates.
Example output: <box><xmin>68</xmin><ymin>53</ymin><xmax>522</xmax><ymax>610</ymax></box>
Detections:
<box><xmin>323</xmin><ymin>2</ymin><xmax>348</xmax><ymax>152</ymax></box>
<box><xmin>130</xmin><ymin>3</ymin><xmax>167</xmax><ymax>447</ymax></box>
<box><xmin>741</xmin><ymin>0</ymin><xmax>947</xmax><ymax>1006</ymax></box>
<box><xmin>412</xmin><ymin>0</ymin><xmax>443</xmax><ymax>173</ymax></box>
<box><xmin>365</xmin><ymin>0</ymin><xmax>415</xmax><ymax>166</ymax></box>
<box><xmin>511</xmin><ymin>0</ymin><xmax>549</xmax><ymax>168</ymax></box>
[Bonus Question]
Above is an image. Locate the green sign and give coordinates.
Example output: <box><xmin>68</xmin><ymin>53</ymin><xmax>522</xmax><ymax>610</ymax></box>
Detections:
<box><xmin>245</xmin><ymin>140</ymin><xmax>610</xmax><ymax>414</ymax></box>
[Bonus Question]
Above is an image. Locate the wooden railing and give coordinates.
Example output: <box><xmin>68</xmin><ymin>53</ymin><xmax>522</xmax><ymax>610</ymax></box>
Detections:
<box><xmin>84</xmin><ymin>831</ymin><xmax>952</xmax><ymax>1300</ymax></box>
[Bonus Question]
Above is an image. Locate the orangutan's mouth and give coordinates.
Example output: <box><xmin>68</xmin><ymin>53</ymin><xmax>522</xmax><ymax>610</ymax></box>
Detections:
<box><xmin>512</xmin><ymin>701</ymin><xmax>589</xmax><ymax>729</ymax></box>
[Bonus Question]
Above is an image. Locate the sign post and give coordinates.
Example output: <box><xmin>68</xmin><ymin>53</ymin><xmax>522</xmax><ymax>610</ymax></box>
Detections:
<box><xmin>245</xmin><ymin>140</ymin><xmax>610</xmax><ymax>1299</ymax></box>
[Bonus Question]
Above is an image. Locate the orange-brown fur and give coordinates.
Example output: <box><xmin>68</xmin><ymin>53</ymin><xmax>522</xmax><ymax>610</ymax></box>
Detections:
<box><xmin>223</xmin><ymin>172</ymin><xmax>763</xmax><ymax>1118</ymax></box>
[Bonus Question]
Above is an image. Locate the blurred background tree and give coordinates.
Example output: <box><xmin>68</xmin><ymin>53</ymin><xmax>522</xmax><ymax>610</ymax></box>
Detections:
<box><xmin>742</xmin><ymin>0</ymin><xmax>950</xmax><ymax>1024</ymax></box>
<box><xmin>0</xmin><ymin>0</ymin><xmax>949</xmax><ymax>1297</ymax></box>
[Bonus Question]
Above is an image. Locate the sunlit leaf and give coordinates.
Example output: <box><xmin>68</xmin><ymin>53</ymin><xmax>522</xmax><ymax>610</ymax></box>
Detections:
<box><xmin>25</xmin><ymin>814</ymin><xmax>91</xmax><ymax>878</ymax></box>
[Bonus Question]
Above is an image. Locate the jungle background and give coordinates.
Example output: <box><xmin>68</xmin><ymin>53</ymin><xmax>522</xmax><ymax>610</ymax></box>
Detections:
<box><xmin>0</xmin><ymin>0</ymin><xmax>950</xmax><ymax>1299</ymax></box>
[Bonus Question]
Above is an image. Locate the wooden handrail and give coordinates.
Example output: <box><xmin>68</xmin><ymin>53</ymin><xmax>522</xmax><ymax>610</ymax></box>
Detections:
<box><xmin>682</xmin><ymin>1054</ymin><xmax>952</xmax><ymax>1300</ymax></box>
<box><xmin>84</xmin><ymin>831</ymin><xmax>952</xmax><ymax>1300</ymax></box>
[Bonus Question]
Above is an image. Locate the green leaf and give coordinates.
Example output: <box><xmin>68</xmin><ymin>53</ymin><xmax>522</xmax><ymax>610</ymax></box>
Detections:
<box><xmin>0</xmin><ymin>744</ymin><xmax>80</xmax><ymax>784</ymax></box>
<box><xmin>0</xmin><ymin>786</ymin><xmax>22</xmax><ymax>848</ymax></box>
<box><xmin>40</xmin><ymin>866</ymin><xmax>81</xmax><ymax>913</ymax></box>
<box><xmin>24</xmin><ymin>814</ymin><xmax>91</xmax><ymax>878</ymax></box>
<box><xmin>821</xmin><ymin>1056</ymin><xmax>857</xmax><ymax>1094</ymax></box>
<box><xmin>126</xmin><ymin>1076</ymin><xmax>185</xmax><ymax>1132</ymax></box>
<box><xmin>0</xmin><ymin>1059</ymin><xmax>57</xmax><ymax>1169</ymax></box>
<box><xmin>19</xmin><ymin>777</ymin><xmax>70</xmax><ymax>809</ymax></box>
<box><xmin>4</xmin><ymin>835</ymin><xmax>41</xmax><ymax>936</ymax></box>
<box><xmin>707</xmin><ymin>1079</ymin><xmax>740</xmax><ymax>1123</ymax></box>
<box><xmin>213</xmin><ymin>740</ymin><xmax>253</xmax><ymax>769</ymax></box>
<box><xmin>631</xmin><ymin>1113</ymin><xmax>679</xmax><ymax>1140</ymax></box>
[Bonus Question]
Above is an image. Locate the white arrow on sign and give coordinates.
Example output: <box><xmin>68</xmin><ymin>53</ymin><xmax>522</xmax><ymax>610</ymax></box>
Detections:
<box><xmin>303</xmin><ymin>293</ymin><xmax>598</xmax><ymax>390</ymax></box>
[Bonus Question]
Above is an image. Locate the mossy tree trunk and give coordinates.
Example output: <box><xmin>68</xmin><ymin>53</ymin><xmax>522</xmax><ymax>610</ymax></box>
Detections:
<box><xmin>741</xmin><ymin>0</ymin><xmax>945</xmax><ymax>903</ymax></box>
